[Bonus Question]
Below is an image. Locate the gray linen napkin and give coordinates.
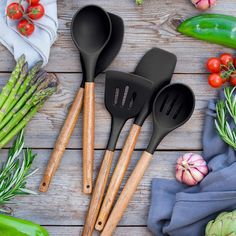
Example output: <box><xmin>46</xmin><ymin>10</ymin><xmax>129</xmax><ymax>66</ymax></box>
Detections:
<box><xmin>147</xmin><ymin>91</ymin><xmax>236</xmax><ymax>236</ymax></box>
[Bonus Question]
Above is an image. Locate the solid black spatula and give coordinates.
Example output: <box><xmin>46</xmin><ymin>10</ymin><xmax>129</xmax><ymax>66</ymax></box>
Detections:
<box><xmin>83</xmin><ymin>71</ymin><xmax>153</xmax><ymax>236</ymax></box>
<box><xmin>96</xmin><ymin>48</ymin><xmax>177</xmax><ymax>230</ymax></box>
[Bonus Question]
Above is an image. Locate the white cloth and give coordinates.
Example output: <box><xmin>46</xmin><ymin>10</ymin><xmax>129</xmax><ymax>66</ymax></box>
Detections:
<box><xmin>0</xmin><ymin>0</ymin><xmax>58</xmax><ymax>67</ymax></box>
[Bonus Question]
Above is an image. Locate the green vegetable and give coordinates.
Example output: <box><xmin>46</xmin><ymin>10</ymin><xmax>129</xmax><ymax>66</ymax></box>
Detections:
<box><xmin>0</xmin><ymin>55</ymin><xmax>26</xmax><ymax>109</ymax></box>
<box><xmin>177</xmin><ymin>14</ymin><xmax>236</xmax><ymax>49</ymax></box>
<box><xmin>0</xmin><ymin>56</ymin><xmax>58</xmax><ymax>148</ymax></box>
<box><xmin>0</xmin><ymin>130</ymin><xmax>37</xmax><ymax>207</ymax></box>
<box><xmin>136</xmin><ymin>0</ymin><xmax>144</xmax><ymax>5</ymax></box>
<box><xmin>206</xmin><ymin>210</ymin><xmax>236</xmax><ymax>236</ymax></box>
<box><xmin>215</xmin><ymin>86</ymin><xmax>236</xmax><ymax>149</ymax></box>
<box><xmin>0</xmin><ymin>214</ymin><xmax>49</xmax><ymax>236</ymax></box>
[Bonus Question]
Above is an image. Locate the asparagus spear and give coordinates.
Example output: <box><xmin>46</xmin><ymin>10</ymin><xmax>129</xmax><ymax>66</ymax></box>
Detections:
<box><xmin>0</xmin><ymin>55</ymin><xmax>26</xmax><ymax>109</ymax></box>
<box><xmin>0</xmin><ymin>106</ymin><xmax>40</xmax><ymax>149</ymax></box>
<box><xmin>0</xmin><ymin>73</ymin><xmax>59</xmax><ymax>143</ymax></box>
<box><xmin>0</xmin><ymin>71</ymin><xmax>47</xmax><ymax>130</ymax></box>
<box><xmin>0</xmin><ymin>63</ymin><xmax>28</xmax><ymax>123</ymax></box>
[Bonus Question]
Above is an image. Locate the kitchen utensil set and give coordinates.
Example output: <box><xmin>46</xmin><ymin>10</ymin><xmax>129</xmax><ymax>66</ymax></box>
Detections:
<box><xmin>39</xmin><ymin>4</ymin><xmax>195</xmax><ymax>236</ymax></box>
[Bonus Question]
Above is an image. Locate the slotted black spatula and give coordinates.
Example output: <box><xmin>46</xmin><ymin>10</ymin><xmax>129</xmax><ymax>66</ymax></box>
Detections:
<box><xmin>83</xmin><ymin>70</ymin><xmax>153</xmax><ymax>236</ymax></box>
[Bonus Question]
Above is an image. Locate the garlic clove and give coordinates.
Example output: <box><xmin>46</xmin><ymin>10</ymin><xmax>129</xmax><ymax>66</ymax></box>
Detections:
<box><xmin>182</xmin><ymin>170</ymin><xmax>198</xmax><ymax>186</ymax></box>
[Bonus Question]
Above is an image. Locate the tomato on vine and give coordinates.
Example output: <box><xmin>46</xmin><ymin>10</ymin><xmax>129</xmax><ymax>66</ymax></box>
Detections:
<box><xmin>27</xmin><ymin>0</ymin><xmax>40</xmax><ymax>5</ymax></box>
<box><xmin>206</xmin><ymin>58</ymin><xmax>221</xmax><ymax>73</ymax></box>
<box><xmin>18</xmin><ymin>19</ymin><xmax>35</xmax><ymax>36</ymax></box>
<box><xmin>220</xmin><ymin>53</ymin><xmax>233</xmax><ymax>67</ymax></box>
<box><xmin>7</xmin><ymin>3</ymin><xmax>24</xmax><ymax>20</ymax></box>
<box><xmin>27</xmin><ymin>3</ymin><xmax>45</xmax><ymax>20</ymax></box>
<box><xmin>208</xmin><ymin>73</ymin><xmax>223</xmax><ymax>88</ymax></box>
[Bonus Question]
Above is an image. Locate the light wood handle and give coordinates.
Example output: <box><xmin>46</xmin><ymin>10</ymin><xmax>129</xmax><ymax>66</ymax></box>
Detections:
<box><xmin>82</xmin><ymin>150</ymin><xmax>114</xmax><ymax>236</ymax></box>
<box><xmin>83</xmin><ymin>82</ymin><xmax>95</xmax><ymax>194</ymax></box>
<box><xmin>39</xmin><ymin>87</ymin><xmax>84</xmax><ymax>192</ymax></box>
<box><xmin>95</xmin><ymin>124</ymin><xmax>141</xmax><ymax>231</ymax></box>
<box><xmin>101</xmin><ymin>151</ymin><xmax>152</xmax><ymax>236</ymax></box>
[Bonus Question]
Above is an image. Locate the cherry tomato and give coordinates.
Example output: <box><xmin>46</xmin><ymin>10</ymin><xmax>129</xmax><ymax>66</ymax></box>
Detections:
<box><xmin>27</xmin><ymin>3</ymin><xmax>45</xmax><ymax>20</ymax></box>
<box><xmin>220</xmin><ymin>53</ymin><xmax>234</xmax><ymax>67</ymax></box>
<box><xmin>206</xmin><ymin>58</ymin><xmax>221</xmax><ymax>73</ymax></box>
<box><xmin>208</xmin><ymin>73</ymin><xmax>223</xmax><ymax>88</ymax></box>
<box><xmin>18</xmin><ymin>19</ymin><xmax>35</xmax><ymax>36</ymax></box>
<box><xmin>27</xmin><ymin>0</ymin><xmax>40</xmax><ymax>5</ymax></box>
<box><xmin>7</xmin><ymin>3</ymin><xmax>24</xmax><ymax>20</ymax></box>
<box><xmin>230</xmin><ymin>73</ymin><xmax>236</xmax><ymax>86</ymax></box>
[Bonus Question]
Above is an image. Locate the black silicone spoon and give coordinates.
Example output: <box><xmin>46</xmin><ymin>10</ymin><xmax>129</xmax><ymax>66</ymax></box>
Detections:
<box><xmin>101</xmin><ymin>83</ymin><xmax>195</xmax><ymax>236</ymax></box>
<box><xmin>39</xmin><ymin>11</ymin><xmax>124</xmax><ymax>193</ymax></box>
<box><xmin>82</xmin><ymin>71</ymin><xmax>153</xmax><ymax>236</ymax></box>
<box><xmin>96</xmin><ymin>48</ymin><xmax>177</xmax><ymax>230</ymax></box>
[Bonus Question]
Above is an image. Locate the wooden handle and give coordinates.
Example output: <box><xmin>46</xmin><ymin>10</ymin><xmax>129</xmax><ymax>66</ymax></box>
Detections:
<box><xmin>101</xmin><ymin>151</ymin><xmax>152</xmax><ymax>236</ymax></box>
<box><xmin>95</xmin><ymin>124</ymin><xmax>141</xmax><ymax>231</ymax></box>
<box><xmin>83</xmin><ymin>82</ymin><xmax>95</xmax><ymax>194</ymax></box>
<box><xmin>39</xmin><ymin>87</ymin><xmax>84</xmax><ymax>192</ymax></box>
<box><xmin>82</xmin><ymin>150</ymin><xmax>114</xmax><ymax>236</ymax></box>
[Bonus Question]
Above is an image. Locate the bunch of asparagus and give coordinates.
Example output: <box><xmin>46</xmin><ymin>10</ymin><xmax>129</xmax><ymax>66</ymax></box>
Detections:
<box><xmin>0</xmin><ymin>55</ymin><xmax>59</xmax><ymax>148</ymax></box>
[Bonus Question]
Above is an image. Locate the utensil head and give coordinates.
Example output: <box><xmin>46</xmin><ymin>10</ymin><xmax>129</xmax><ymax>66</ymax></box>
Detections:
<box><xmin>134</xmin><ymin>48</ymin><xmax>177</xmax><ymax>125</ymax></box>
<box><xmin>105</xmin><ymin>71</ymin><xmax>153</xmax><ymax>120</ymax></box>
<box><xmin>105</xmin><ymin>70</ymin><xmax>153</xmax><ymax>150</ymax></box>
<box><xmin>71</xmin><ymin>5</ymin><xmax>112</xmax><ymax>54</ymax></box>
<box><xmin>79</xmin><ymin>12</ymin><xmax>124</xmax><ymax>87</ymax></box>
<box><xmin>147</xmin><ymin>83</ymin><xmax>195</xmax><ymax>154</ymax></box>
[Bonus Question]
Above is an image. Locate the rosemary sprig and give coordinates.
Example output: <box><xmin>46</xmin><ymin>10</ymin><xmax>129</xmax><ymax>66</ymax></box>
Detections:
<box><xmin>0</xmin><ymin>130</ymin><xmax>37</xmax><ymax>207</ymax></box>
<box><xmin>215</xmin><ymin>87</ymin><xmax>236</xmax><ymax>149</ymax></box>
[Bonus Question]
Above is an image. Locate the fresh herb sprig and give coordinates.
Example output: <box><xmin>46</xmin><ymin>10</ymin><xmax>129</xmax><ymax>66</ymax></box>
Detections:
<box><xmin>0</xmin><ymin>130</ymin><xmax>37</xmax><ymax>208</ymax></box>
<box><xmin>215</xmin><ymin>86</ymin><xmax>236</xmax><ymax>149</ymax></box>
<box><xmin>136</xmin><ymin>0</ymin><xmax>144</xmax><ymax>5</ymax></box>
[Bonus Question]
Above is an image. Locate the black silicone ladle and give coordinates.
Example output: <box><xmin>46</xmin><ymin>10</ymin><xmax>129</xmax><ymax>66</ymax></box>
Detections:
<box><xmin>39</xmin><ymin>9</ymin><xmax>124</xmax><ymax>194</ymax></box>
<box><xmin>96</xmin><ymin>48</ymin><xmax>177</xmax><ymax>230</ymax></box>
<box><xmin>101</xmin><ymin>83</ymin><xmax>195</xmax><ymax>236</ymax></box>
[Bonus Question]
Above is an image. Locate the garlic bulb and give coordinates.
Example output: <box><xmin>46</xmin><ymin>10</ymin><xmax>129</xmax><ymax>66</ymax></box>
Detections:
<box><xmin>191</xmin><ymin>0</ymin><xmax>216</xmax><ymax>11</ymax></box>
<box><xmin>176</xmin><ymin>153</ymin><xmax>208</xmax><ymax>186</ymax></box>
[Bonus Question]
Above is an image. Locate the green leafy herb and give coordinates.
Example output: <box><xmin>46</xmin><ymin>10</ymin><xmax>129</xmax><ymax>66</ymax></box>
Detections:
<box><xmin>0</xmin><ymin>130</ymin><xmax>37</xmax><ymax>208</ymax></box>
<box><xmin>215</xmin><ymin>86</ymin><xmax>236</xmax><ymax>149</ymax></box>
<box><xmin>136</xmin><ymin>0</ymin><xmax>144</xmax><ymax>5</ymax></box>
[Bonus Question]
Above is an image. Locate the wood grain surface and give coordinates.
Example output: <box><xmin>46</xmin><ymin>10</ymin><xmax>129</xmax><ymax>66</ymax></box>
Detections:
<box><xmin>0</xmin><ymin>0</ymin><xmax>230</xmax><ymax>235</ymax></box>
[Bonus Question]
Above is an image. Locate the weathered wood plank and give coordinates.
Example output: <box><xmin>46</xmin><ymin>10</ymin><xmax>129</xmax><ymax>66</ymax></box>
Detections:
<box><xmin>0</xmin><ymin>0</ymin><xmax>235</xmax><ymax>73</ymax></box>
<box><xmin>0</xmin><ymin>73</ymin><xmax>215</xmax><ymax>150</ymax></box>
<box><xmin>45</xmin><ymin>226</ymin><xmax>152</xmax><ymax>236</ymax></box>
<box><xmin>3</xmin><ymin>149</ymin><xmax>188</xmax><ymax>225</ymax></box>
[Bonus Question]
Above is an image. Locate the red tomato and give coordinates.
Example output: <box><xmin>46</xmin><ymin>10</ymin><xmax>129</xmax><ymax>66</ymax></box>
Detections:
<box><xmin>208</xmin><ymin>73</ymin><xmax>223</xmax><ymax>88</ymax></box>
<box><xmin>27</xmin><ymin>3</ymin><xmax>45</xmax><ymax>20</ymax></box>
<box><xmin>206</xmin><ymin>58</ymin><xmax>221</xmax><ymax>73</ymax></box>
<box><xmin>18</xmin><ymin>19</ymin><xmax>35</xmax><ymax>36</ymax></box>
<box><xmin>220</xmin><ymin>53</ymin><xmax>233</xmax><ymax>67</ymax></box>
<box><xmin>7</xmin><ymin>3</ymin><xmax>24</xmax><ymax>20</ymax></box>
<box><xmin>230</xmin><ymin>73</ymin><xmax>236</xmax><ymax>86</ymax></box>
<box><xmin>27</xmin><ymin>0</ymin><xmax>40</xmax><ymax>5</ymax></box>
<box><xmin>234</xmin><ymin>58</ymin><xmax>236</xmax><ymax>69</ymax></box>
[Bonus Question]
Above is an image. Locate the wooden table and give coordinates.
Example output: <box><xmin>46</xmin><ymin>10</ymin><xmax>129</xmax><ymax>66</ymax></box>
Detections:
<box><xmin>0</xmin><ymin>0</ymin><xmax>235</xmax><ymax>235</ymax></box>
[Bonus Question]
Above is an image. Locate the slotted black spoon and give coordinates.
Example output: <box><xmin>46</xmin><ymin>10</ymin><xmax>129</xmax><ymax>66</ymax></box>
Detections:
<box><xmin>96</xmin><ymin>48</ymin><xmax>177</xmax><ymax>230</ymax></box>
<box><xmin>82</xmin><ymin>70</ymin><xmax>153</xmax><ymax>236</ymax></box>
<box><xmin>101</xmin><ymin>83</ymin><xmax>195</xmax><ymax>236</ymax></box>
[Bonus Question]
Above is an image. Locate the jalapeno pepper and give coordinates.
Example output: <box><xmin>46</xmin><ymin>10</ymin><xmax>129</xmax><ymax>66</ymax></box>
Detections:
<box><xmin>177</xmin><ymin>14</ymin><xmax>236</xmax><ymax>49</ymax></box>
<box><xmin>0</xmin><ymin>214</ymin><xmax>49</xmax><ymax>236</ymax></box>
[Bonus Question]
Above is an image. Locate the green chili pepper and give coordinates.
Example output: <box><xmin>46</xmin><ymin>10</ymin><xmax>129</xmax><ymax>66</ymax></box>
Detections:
<box><xmin>177</xmin><ymin>14</ymin><xmax>236</xmax><ymax>49</ymax></box>
<box><xmin>0</xmin><ymin>214</ymin><xmax>49</xmax><ymax>236</ymax></box>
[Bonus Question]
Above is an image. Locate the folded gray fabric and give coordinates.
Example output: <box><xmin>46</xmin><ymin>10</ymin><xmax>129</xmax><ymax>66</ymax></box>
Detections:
<box><xmin>147</xmin><ymin>91</ymin><xmax>236</xmax><ymax>236</ymax></box>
